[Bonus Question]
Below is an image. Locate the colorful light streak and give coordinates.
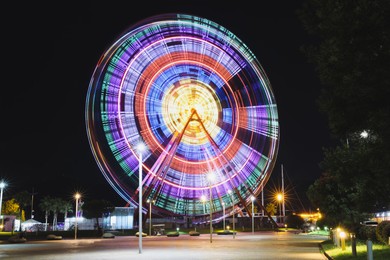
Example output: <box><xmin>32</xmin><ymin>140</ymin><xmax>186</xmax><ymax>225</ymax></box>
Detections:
<box><xmin>85</xmin><ymin>14</ymin><xmax>279</xmax><ymax>216</ymax></box>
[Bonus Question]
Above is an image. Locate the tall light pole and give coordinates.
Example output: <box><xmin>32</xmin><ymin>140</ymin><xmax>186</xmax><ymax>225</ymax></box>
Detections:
<box><xmin>0</xmin><ymin>181</ymin><xmax>6</xmax><ymax>231</ymax></box>
<box><xmin>261</xmin><ymin>183</ymin><xmax>264</xmax><ymax>216</ymax></box>
<box><xmin>228</xmin><ymin>189</ymin><xmax>235</xmax><ymax>239</ymax></box>
<box><xmin>74</xmin><ymin>192</ymin><xmax>81</xmax><ymax>239</ymax></box>
<box><xmin>222</xmin><ymin>202</ymin><xmax>225</xmax><ymax>230</ymax></box>
<box><xmin>277</xmin><ymin>193</ymin><xmax>282</xmax><ymax>223</ymax></box>
<box><xmin>251</xmin><ymin>195</ymin><xmax>255</xmax><ymax>234</ymax></box>
<box><xmin>201</xmin><ymin>195</ymin><xmax>206</xmax><ymax>214</ymax></box>
<box><xmin>281</xmin><ymin>164</ymin><xmax>285</xmax><ymax>221</ymax></box>
<box><xmin>207</xmin><ymin>173</ymin><xmax>215</xmax><ymax>243</ymax></box>
<box><xmin>147</xmin><ymin>199</ymin><xmax>155</xmax><ymax>236</ymax></box>
<box><xmin>137</xmin><ymin>142</ymin><xmax>145</xmax><ymax>254</ymax></box>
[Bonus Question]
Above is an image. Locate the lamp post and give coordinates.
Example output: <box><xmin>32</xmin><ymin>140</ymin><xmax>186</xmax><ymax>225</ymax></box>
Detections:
<box><xmin>251</xmin><ymin>196</ymin><xmax>255</xmax><ymax>234</ymax></box>
<box><xmin>74</xmin><ymin>192</ymin><xmax>81</xmax><ymax>239</ymax></box>
<box><xmin>228</xmin><ymin>190</ymin><xmax>235</xmax><ymax>239</ymax></box>
<box><xmin>0</xmin><ymin>181</ymin><xmax>6</xmax><ymax>231</ymax></box>
<box><xmin>222</xmin><ymin>202</ymin><xmax>225</xmax><ymax>231</ymax></box>
<box><xmin>201</xmin><ymin>195</ymin><xmax>206</xmax><ymax>214</ymax></box>
<box><xmin>207</xmin><ymin>173</ymin><xmax>215</xmax><ymax>243</ymax></box>
<box><xmin>147</xmin><ymin>199</ymin><xmax>155</xmax><ymax>236</ymax></box>
<box><xmin>137</xmin><ymin>142</ymin><xmax>145</xmax><ymax>254</ymax></box>
<box><xmin>277</xmin><ymin>193</ymin><xmax>282</xmax><ymax>223</ymax></box>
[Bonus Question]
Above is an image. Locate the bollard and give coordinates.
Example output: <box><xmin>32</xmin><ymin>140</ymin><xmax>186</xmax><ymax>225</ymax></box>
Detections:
<box><xmin>367</xmin><ymin>239</ymin><xmax>373</xmax><ymax>260</ymax></box>
<box><xmin>351</xmin><ymin>233</ymin><xmax>357</xmax><ymax>257</ymax></box>
<box><xmin>340</xmin><ymin>231</ymin><xmax>346</xmax><ymax>251</ymax></box>
<box><xmin>333</xmin><ymin>230</ymin><xmax>337</xmax><ymax>246</ymax></box>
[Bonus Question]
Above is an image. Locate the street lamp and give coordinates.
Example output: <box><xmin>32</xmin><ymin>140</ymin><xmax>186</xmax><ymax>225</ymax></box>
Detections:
<box><xmin>251</xmin><ymin>195</ymin><xmax>255</xmax><ymax>234</ymax></box>
<box><xmin>147</xmin><ymin>199</ymin><xmax>155</xmax><ymax>236</ymax></box>
<box><xmin>0</xmin><ymin>181</ymin><xmax>6</xmax><ymax>231</ymax></box>
<box><xmin>137</xmin><ymin>142</ymin><xmax>146</xmax><ymax>254</ymax></box>
<box><xmin>201</xmin><ymin>195</ymin><xmax>206</xmax><ymax>214</ymax></box>
<box><xmin>74</xmin><ymin>192</ymin><xmax>81</xmax><ymax>239</ymax></box>
<box><xmin>222</xmin><ymin>202</ymin><xmax>225</xmax><ymax>231</ymax></box>
<box><xmin>276</xmin><ymin>193</ymin><xmax>283</xmax><ymax>223</ymax></box>
<box><xmin>207</xmin><ymin>173</ymin><xmax>216</xmax><ymax>243</ymax></box>
<box><xmin>228</xmin><ymin>189</ymin><xmax>235</xmax><ymax>239</ymax></box>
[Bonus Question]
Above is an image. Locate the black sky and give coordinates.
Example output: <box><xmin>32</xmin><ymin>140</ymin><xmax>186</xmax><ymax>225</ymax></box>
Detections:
<box><xmin>1</xmin><ymin>1</ymin><xmax>331</xmax><ymax>217</ymax></box>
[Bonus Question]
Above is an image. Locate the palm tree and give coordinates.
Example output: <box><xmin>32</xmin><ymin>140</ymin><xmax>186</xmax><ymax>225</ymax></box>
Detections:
<box><xmin>59</xmin><ymin>200</ymin><xmax>73</xmax><ymax>222</ymax></box>
<box><xmin>51</xmin><ymin>198</ymin><xmax>64</xmax><ymax>231</ymax></box>
<box><xmin>52</xmin><ymin>198</ymin><xmax>73</xmax><ymax>231</ymax></box>
<box><xmin>39</xmin><ymin>196</ymin><xmax>54</xmax><ymax>231</ymax></box>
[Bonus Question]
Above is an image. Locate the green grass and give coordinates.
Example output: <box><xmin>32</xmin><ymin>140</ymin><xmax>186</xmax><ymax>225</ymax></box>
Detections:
<box><xmin>321</xmin><ymin>239</ymin><xmax>390</xmax><ymax>259</ymax></box>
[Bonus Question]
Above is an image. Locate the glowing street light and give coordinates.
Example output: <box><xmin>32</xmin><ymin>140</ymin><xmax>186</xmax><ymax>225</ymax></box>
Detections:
<box><xmin>74</xmin><ymin>192</ymin><xmax>81</xmax><ymax>239</ymax></box>
<box><xmin>207</xmin><ymin>172</ymin><xmax>216</xmax><ymax>243</ymax></box>
<box><xmin>0</xmin><ymin>180</ymin><xmax>6</xmax><ymax>231</ymax></box>
<box><xmin>147</xmin><ymin>199</ymin><xmax>155</xmax><ymax>236</ymax></box>
<box><xmin>201</xmin><ymin>195</ymin><xmax>206</xmax><ymax>214</ymax></box>
<box><xmin>137</xmin><ymin>142</ymin><xmax>146</xmax><ymax>254</ymax></box>
<box><xmin>276</xmin><ymin>193</ymin><xmax>283</xmax><ymax>223</ymax></box>
<box><xmin>251</xmin><ymin>195</ymin><xmax>255</xmax><ymax>234</ymax></box>
<box><xmin>360</xmin><ymin>130</ymin><xmax>369</xmax><ymax>139</ymax></box>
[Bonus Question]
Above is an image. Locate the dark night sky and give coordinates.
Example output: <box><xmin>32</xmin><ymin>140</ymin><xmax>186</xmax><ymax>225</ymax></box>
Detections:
<box><xmin>1</xmin><ymin>1</ymin><xmax>331</xmax><ymax>218</ymax></box>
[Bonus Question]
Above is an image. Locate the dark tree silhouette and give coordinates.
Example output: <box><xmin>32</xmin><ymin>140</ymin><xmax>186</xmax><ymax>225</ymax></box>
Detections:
<box><xmin>82</xmin><ymin>199</ymin><xmax>114</xmax><ymax>235</ymax></box>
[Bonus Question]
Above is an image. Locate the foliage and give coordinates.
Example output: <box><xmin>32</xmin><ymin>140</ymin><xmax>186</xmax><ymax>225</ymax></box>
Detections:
<box><xmin>298</xmin><ymin>0</ymin><xmax>390</xmax><ymax>231</ymax></box>
<box><xmin>285</xmin><ymin>214</ymin><xmax>305</xmax><ymax>229</ymax></box>
<box><xmin>82</xmin><ymin>199</ymin><xmax>114</xmax><ymax>234</ymax></box>
<box><xmin>321</xmin><ymin>239</ymin><xmax>390</xmax><ymax>260</ymax></box>
<box><xmin>39</xmin><ymin>195</ymin><xmax>54</xmax><ymax>230</ymax></box>
<box><xmin>358</xmin><ymin>225</ymin><xmax>377</xmax><ymax>241</ymax></box>
<box><xmin>376</xmin><ymin>221</ymin><xmax>390</xmax><ymax>245</ymax></box>
<box><xmin>38</xmin><ymin>196</ymin><xmax>74</xmax><ymax>231</ymax></box>
<box><xmin>265</xmin><ymin>202</ymin><xmax>277</xmax><ymax>216</ymax></box>
<box><xmin>14</xmin><ymin>191</ymin><xmax>30</xmax><ymax>223</ymax></box>
<box><xmin>2</xmin><ymin>199</ymin><xmax>20</xmax><ymax>215</ymax></box>
<box><xmin>297</xmin><ymin>0</ymin><xmax>390</xmax><ymax>145</ymax></box>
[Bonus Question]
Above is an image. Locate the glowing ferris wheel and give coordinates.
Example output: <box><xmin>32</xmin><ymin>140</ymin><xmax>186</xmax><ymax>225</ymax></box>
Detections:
<box><xmin>85</xmin><ymin>14</ymin><xmax>279</xmax><ymax>217</ymax></box>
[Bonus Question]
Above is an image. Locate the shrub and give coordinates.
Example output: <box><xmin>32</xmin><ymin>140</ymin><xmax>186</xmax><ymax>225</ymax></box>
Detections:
<box><xmin>358</xmin><ymin>225</ymin><xmax>377</xmax><ymax>241</ymax></box>
<box><xmin>166</xmin><ymin>231</ymin><xmax>180</xmax><ymax>237</ymax></box>
<box><xmin>376</xmin><ymin>221</ymin><xmax>390</xmax><ymax>244</ymax></box>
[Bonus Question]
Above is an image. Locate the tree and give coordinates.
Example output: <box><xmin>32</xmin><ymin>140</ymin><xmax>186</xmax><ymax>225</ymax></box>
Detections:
<box><xmin>39</xmin><ymin>195</ymin><xmax>54</xmax><ymax>231</ymax></box>
<box><xmin>59</xmin><ymin>200</ymin><xmax>73</xmax><ymax>221</ymax></box>
<box><xmin>266</xmin><ymin>202</ymin><xmax>277</xmax><ymax>216</ymax></box>
<box><xmin>298</xmin><ymin>0</ymin><xmax>390</xmax><ymax>231</ymax></box>
<box><xmin>82</xmin><ymin>199</ymin><xmax>114</xmax><ymax>234</ymax></box>
<box><xmin>3</xmin><ymin>199</ymin><xmax>20</xmax><ymax>215</ymax></box>
<box><xmin>297</xmin><ymin>0</ymin><xmax>390</xmax><ymax>144</ymax></box>
<box><xmin>51</xmin><ymin>198</ymin><xmax>66</xmax><ymax>231</ymax></box>
<box><xmin>14</xmin><ymin>191</ymin><xmax>30</xmax><ymax>230</ymax></box>
<box><xmin>286</xmin><ymin>214</ymin><xmax>305</xmax><ymax>229</ymax></box>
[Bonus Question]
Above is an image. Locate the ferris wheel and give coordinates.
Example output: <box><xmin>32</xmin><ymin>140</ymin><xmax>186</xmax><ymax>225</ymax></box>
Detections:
<box><xmin>85</xmin><ymin>13</ymin><xmax>279</xmax><ymax>218</ymax></box>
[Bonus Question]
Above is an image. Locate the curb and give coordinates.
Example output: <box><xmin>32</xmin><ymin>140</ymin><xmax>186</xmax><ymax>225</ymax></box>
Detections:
<box><xmin>319</xmin><ymin>242</ymin><xmax>333</xmax><ymax>260</ymax></box>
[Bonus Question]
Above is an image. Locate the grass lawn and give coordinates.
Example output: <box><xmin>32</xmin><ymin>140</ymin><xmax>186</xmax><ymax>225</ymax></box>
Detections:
<box><xmin>321</xmin><ymin>239</ymin><xmax>390</xmax><ymax>259</ymax></box>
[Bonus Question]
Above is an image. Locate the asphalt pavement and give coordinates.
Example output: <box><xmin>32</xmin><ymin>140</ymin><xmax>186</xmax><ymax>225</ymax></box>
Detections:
<box><xmin>0</xmin><ymin>231</ymin><xmax>329</xmax><ymax>259</ymax></box>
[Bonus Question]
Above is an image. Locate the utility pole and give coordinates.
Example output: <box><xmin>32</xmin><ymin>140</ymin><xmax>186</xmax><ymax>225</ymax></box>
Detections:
<box><xmin>31</xmin><ymin>188</ymin><xmax>38</xmax><ymax>219</ymax></box>
<box><xmin>281</xmin><ymin>165</ymin><xmax>285</xmax><ymax>221</ymax></box>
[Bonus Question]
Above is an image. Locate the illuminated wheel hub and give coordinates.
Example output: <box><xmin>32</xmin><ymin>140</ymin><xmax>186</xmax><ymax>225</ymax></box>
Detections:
<box><xmin>86</xmin><ymin>14</ymin><xmax>279</xmax><ymax>216</ymax></box>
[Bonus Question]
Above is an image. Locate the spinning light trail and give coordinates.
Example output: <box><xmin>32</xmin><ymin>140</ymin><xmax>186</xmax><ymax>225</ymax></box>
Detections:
<box><xmin>85</xmin><ymin>14</ymin><xmax>279</xmax><ymax>218</ymax></box>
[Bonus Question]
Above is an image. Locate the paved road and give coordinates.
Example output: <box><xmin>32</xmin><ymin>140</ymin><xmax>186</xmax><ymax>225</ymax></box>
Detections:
<box><xmin>0</xmin><ymin>231</ymin><xmax>329</xmax><ymax>259</ymax></box>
